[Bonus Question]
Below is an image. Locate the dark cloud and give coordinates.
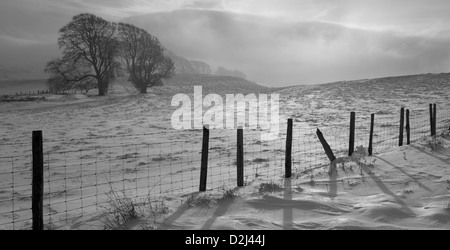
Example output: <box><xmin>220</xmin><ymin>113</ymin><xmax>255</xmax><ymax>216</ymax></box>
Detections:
<box><xmin>0</xmin><ymin>0</ymin><xmax>136</xmax><ymax>76</ymax></box>
<box><xmin>1</xmin><ymin>0</ymin><xmax>450</xmax><ymax>84</ymax></box>
<box><xmin>182</xmin><ymin>0</ymin><xmax>224</xmax><ymax>9</ymax></box>
<box><xmin>124</xmin><ymin>9</ymin><xmax>450</xmax><ymax>86</ymax></box>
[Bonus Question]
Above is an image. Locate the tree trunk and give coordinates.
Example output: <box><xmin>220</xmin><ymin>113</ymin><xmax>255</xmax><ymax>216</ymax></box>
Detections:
<box><xmin>98</xmin><ymin>88</ymin><xmax>106</xmax><ymax>96</ymax></box>
<box><xmin>98</xmin><ymin>80</ymin><xmax>107</xmax><ymax>96</ymax></box>
<box><xmin>140</xmin><ymin>86</ymin><xmax>148</xmax><ymax>94</ymax></box>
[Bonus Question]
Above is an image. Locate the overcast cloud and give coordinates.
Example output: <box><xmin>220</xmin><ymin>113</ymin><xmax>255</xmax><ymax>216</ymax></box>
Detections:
<box><xmin>1</xmin><ymin>0</ymin><xmax>450</xmax><ymax>85</ymax></box>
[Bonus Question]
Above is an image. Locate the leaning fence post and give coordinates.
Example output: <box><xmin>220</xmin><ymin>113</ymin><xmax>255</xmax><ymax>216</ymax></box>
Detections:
<box><xmin>399</xmin><ymin>108</ymin><xmax>405</xmax><ymax>146</ymax></box>
<box><xmin>199</xmin><ymin>125</ymin><xmax>209</xmax><ymax>192</ymax></box>
<box><xmin>349</xmin><ymin>112</ymin><xmax>356</xmax><ymax>156</ymax></box>
<box><xmin>285</xmin><ymin>119</ymin><xmax>293</xmax><ymax>178</ymax></box>
<box><xmin>429</xmin><ymin>104</ymin><xmax>434</xmax><ymax>136</ymax></box>
<box><xmin>237</xmin><ymin>127</ymin><xmax>244</xmax><ymax>187</ymax></box>
<box><xmin>406</xmin><ymin>109</ymin><xmax>411</xmax><ymax>145</ymax></box>
<box><xmin>368</xmin><ymin>114</ymin><xmax>375</xmax><ymax>156</ymax></box>
<box><xmin>316</xmin><ymin>129</ymin><xmax>336</xmax><ymax>163</ymax></box>
<box><xmin>433</xmin><ymin>103</ymin><xmax>437</xmax><ymax>136</ymax></box>
<box><xmin>32</xmin><ymin>131</ymin><xmax>44</xmax><ymax>230</ymax></box>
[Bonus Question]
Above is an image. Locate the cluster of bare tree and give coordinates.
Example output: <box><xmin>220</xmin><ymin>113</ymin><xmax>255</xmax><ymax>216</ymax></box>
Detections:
<box><xmin>45</xmin><ymin>13</ymin><xmax>175</xmax><ymax>95</ymax></box>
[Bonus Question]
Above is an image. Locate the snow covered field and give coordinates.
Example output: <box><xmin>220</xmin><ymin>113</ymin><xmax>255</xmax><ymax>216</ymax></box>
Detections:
<box><xmin>0</xmin><ymin>73</ymin><xmax>449</xmax><ymax>230</ymax></box>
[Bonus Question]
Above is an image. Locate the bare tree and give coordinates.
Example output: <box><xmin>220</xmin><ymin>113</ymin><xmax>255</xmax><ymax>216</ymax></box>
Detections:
<box><xmin>118</xmin><ymin>23</ymin><xmax>174</xmax><ymax>94</ymax></box>
<box><xmin>45</xmin><ymin>58</ymin><xmax>97</xmax><ymax>94</ymax></box>
<box><xmin>58</xmin><ymin>13</ymin><xmax>119</xmax><ymax>96</ymax></box>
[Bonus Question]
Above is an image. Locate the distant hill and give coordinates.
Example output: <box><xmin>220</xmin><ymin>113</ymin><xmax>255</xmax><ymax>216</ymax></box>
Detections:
<box><xmin>164</xmin><ymin>50</ymin><xmax>215</xmax><ymax>75</ymax></box>
<box><xmin>162</xmin><ymin>73</ymin><xmax>270</xmax><ymax>94</ymax></box>
<box><xmin>216</xmin><ymin>66</ymin><xmax>247</xmax><ymax>79</ymax></box>
<box><xmin>279</xmin><ymin>72</ymin><xmax>450</xmax><ymax>95</ymax></box>
<box><xmin>164</xmin><ymin>49</ymin><xmax>247</xmax><ymax>79</ymax></box>
<box><xmin>276</xmin><ymin>72</ymin><xmax>450</xmax><ymax>120</ymax></box>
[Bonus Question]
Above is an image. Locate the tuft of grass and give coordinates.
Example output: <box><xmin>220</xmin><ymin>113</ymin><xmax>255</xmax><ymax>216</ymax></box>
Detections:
<box><xmin>428</xmin><ymin>137</ymin><xmax>444</xmax><ymax>151</ymax></box>
<box><xmin>219</xmin><ymin>189</ymin><xmax>237</xmax><ymax>202</ymax></box>
<box><xmin>102</xmin><ymin>189</ymin><xmax>143</xmax><ymax>230</ymax></box>
<box><xmin>439</xmin><ymin>130</ymin><xmax>450</xmax><ymax>139</ymax></box>
<box><xmin>147</xmin><ymin>201</ymin><xmax>170</xmax><ymax>218</ymax></box>
<box><xmin>186</xmin><ymin>193</ymin><xmax>212</xmax><ymax>208</ymax></box>
<box><xmin>142</xmin><ymin>201</ymin><xmax>170</xmax><ymax>230</ymax></box>
<box><xmin>186</xmin><ymin>188</ymin><xmax>238</xmax><ymax>207</ymax></box>
<box><xmin>259</xmin><ymin>182</ymin><xmax>283</xmax><ymax>195</ymax></box>
<box><xmin>101</xmin><ymin>188</ymin><xmax>169</xmax><ymax>230</ymax></box>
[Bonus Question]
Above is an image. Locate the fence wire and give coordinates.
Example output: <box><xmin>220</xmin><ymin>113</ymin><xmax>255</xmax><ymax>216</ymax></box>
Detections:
<box><xmin>0</xmin><ymin>105</ymin><xmax>449</xmax><ymax>230</ymax></box>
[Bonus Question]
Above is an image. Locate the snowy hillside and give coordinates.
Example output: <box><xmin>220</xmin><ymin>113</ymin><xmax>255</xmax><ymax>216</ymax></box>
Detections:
<box><xmin>0</xmin><ymin>72</ymin><xmax>449</xmax><ymax>230</ymax></box>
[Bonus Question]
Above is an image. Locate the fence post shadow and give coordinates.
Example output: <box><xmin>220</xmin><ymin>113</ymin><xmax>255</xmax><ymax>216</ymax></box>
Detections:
<box><xmin>200</xmin><ymin>187</ymin><xmax>239</xmax><ymax>230</ymax></box>
<box><xmin>373</xmin><ymin>156</ymin><xmax>433</xmax><ymax>193</ymax></box>
<box><xmin>408</xmin><ymin>145</ymin><xmax>450</xmax><ymax>166</ymax></box>
<box><xmin>359</xmin><ymin>162</ymin><xmax>415</xmax><ymax>216</ymax></box>
<box><xmin>283</xmin><ymin>178</ymin><xmax>293</xmax><ymax>230</ymax></box>
<box><xmin>328</xmin><ymin>164</ymin><xmax>338</xmax><ymax>200</ymax></box>
<box><xmin>157</xmin><ymin>193</ymin><xmax>200</xmax><ymax>230</ymax></box>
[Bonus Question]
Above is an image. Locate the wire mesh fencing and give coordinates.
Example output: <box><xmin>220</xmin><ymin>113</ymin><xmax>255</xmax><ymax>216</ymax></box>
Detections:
<box><xmin>0</xmin><ymin>104</ymin><xmax>449</xmax><ymax>230</ymax></box>
<box><xmin>42</xmin><ymin>138</ymin><xmax>203</xmax><ymax>229</ymax></box>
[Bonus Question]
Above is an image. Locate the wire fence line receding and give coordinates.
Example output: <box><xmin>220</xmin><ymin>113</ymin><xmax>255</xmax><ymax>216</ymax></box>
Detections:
<box><xmin>0</xmin><ymin>104</ymin><xmax>449</xmax><ymax>230</ymax></box>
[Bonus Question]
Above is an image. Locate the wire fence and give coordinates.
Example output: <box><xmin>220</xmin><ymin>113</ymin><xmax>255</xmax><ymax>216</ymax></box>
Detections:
<box><xmin>1</xmin><ymin>89</ymin><xmax>79</xmax><ymax>98</ymax></box>
<box><xmin>0</xmin><ymin>104</ymin><xmax>449</xmax><ymax>230</ymax></box>
<box><xmin>0</xmin><ymin>89</ymin><xmax>84</xmax><ymax>103</ymax></box>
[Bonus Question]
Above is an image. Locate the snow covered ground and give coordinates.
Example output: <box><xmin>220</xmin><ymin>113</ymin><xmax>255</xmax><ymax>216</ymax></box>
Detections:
<box><xmin>0</xmin><ymin>73</ymin><xmax>449</xmax><ymax>230</ymax></box>
<box><xmin>44</xmin><ymin>134</ymin><xmax>450</xmax><ymax>230</ymax></box>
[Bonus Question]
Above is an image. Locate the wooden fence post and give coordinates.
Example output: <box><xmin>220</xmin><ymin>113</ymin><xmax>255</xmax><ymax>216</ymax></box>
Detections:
<box><xmin>199</xmin><ymin>126</ymin><xmax>209</xmax><ymax>192</ymax></box>
<box><xmin>32</xmin><ymin>131</ymin><xmax>44</xmax><ymax>230</ymax></box>
<box><xmin>368</xmin><ymin>114</ymin><xmax>375</xmax><ymax>156</ymax></box>
<box><xmin>429</xmin><ymin>104</ymin><xmax>434</xmax><ymax>136</ymax></box>
<box><xmin>285</xmin><ymin>119</ymin><xmax>293</xmax><ymax>178</ymax></box>
<box><xmin>237</xmin><ymin>127</ymin><xmax>244</xmax><ymax>187</ymax></box>
<box><xmin>406</xmin><ymin>109</ymin><xmax>411</xmax><ymax>145</ymax></box>
<box><xmin>316</xmin><ymin>129</ymin><xmax>336</xmax><ymax>163</ymax></box>
<box><xmin>433</xmin><ymin>103</ymin><xmax>437</xmax><ymax>136</ymax></box>
<box><xmin>399</xmin><ymin>108</ymin><xmax>404</xmax><ymax>147</ymax></box>
<box><xmin>349</xmin><ymin>112</ymin><xmax>356</xmax><ymax>156</ymax></box>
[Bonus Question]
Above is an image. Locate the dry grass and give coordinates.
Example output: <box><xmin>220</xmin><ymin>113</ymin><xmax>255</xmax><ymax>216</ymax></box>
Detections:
<box><xmin>101</xmin><ymin>187</ymin><xmax>169</xmax><ymax>230</ymax></box>
<box><xmin>259</xmin><ymin>182</ymin><xmax>283</xmax><ymax>195</ymax></box>
<box><xmin>219</xmin><ymin>189</ymin><xmax>237</xmax><ymax>202</ymax></box>
<box><xmin>427</xmin><ymin>136</ymin><xmax>444</xmax><ymax>151</ymax></box>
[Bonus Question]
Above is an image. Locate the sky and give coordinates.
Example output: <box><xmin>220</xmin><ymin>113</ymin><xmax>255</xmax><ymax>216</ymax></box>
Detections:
<box><xmin>1</xmin><ymin>0</ymin><xmax>450</xmax><ymax>86</ymax></box>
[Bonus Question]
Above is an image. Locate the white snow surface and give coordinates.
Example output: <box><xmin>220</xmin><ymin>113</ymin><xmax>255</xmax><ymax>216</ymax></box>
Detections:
<box><xmin>0</xmin><ymin>74</ymin><xmax>450</xmax><ymax>230</ymax></box>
